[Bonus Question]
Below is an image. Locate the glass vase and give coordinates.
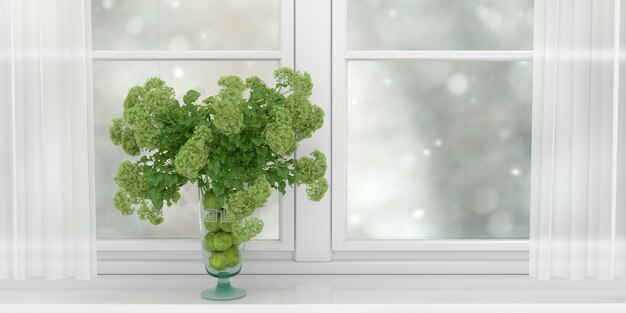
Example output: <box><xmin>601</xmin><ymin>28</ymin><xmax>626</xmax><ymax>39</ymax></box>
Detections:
<box><xmin>199</xmin><ymin>190</ymin><xmax>246</xmax><ymax>301</ymax></box>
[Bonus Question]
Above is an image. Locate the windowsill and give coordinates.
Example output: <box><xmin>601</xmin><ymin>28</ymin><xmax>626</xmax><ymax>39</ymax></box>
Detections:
<box><xmin>1</xmin><ymin>275</ymin><xmax>626</xmax><ymax>312</ymax></box>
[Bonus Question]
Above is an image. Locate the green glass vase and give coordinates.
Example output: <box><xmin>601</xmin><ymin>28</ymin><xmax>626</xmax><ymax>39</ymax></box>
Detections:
<box><xmin>199</xmin><ymin>191</ymin><xmax>246</xmax><ymax>301</ymax></box>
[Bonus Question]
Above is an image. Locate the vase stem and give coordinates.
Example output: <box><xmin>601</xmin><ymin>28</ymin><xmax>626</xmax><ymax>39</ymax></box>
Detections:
<box><xmin>217</xmin><ymin>277</ymin><xmax>231</xmax><ymax>288</ymax></box>
<box><xmin>201</xmin><ymin>277</ymin><xmax>246</xmax><ymax>301</ymax></box>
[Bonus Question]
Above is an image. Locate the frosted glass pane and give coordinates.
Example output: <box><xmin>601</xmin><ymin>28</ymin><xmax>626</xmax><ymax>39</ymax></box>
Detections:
<box><xmin>92</xmin><ymin>0</ymin><xmax>278</xmax><ymax>50</ymax></box>
<box><xmin>94</xmin><ymin>61</ymin><xmax>281</xmax><ymax>239</ymax></box>
<box><xmin>347</xmin><ymin>0</ymin><xmax>533</xmax><ymax>50</ymax></box>
<box><xmin>347</xmin><ymin>61</ymin><xmax>532</xmax><ymax>239</ymax></box>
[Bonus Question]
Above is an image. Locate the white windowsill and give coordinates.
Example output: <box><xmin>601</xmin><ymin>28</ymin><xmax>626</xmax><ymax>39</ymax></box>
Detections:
<box><xmin>1</xmin><ymin>274</ymin><xmax>626</xmax><ymax>312</ymax></box>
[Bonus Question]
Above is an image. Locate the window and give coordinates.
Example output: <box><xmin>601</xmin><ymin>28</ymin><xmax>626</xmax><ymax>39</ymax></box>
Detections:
<box><xmin>91</xmin><ymin>0</ymin><xmax>295</xmax><ymax>266</ymax></box>
<box><xmin>332</xmin><ymin>0</ymin><xmax>533</xmax><ymax>251</ymax></box>
<box><xmin>91</xmin><ymin>0</ymin><xmax>533</xmax><ymax>274</ymax></box>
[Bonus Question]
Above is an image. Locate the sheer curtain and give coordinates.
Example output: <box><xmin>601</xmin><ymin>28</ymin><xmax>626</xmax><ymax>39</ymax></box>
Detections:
<box><xmin>0</xmin><ymin>0</ymin><xmax>96</xmax><ymax>279</ymax></box>
<box><xmin>531</xmin><ymin>0</ymin><xmax>626</xmax><ymax>279</ymax></box>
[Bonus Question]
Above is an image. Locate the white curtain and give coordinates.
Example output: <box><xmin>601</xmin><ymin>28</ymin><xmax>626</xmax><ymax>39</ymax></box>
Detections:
<box><xmin>0</xmin><ymin>0</ymin><xmax>96</xmax><ymax>279</ymax></box>
<box><xmin>531</xmin><ymin>0</ymin><xmax>626</xmax><ymax>279</ymax></box>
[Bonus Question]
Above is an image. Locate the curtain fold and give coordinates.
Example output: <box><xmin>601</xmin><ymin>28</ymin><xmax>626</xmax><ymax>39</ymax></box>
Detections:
<box><xmin>0</xmin><ymin>0</ymin><xmax>96</xmax><ymax>280</ymax></box>
<box><xmin>531</xmin><ymin>0</ymin><xmax>626</xmax><ymax>279</ymax></box>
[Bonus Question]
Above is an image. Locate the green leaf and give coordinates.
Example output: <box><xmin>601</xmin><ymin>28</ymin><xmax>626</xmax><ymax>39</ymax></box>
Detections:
<box><xmin>214</xmin><ymin>185</ymin><xmax>225</xmax><ymax>197</ymax></box>
<box><xmin>277</xmin><ymin>167</ymin><xmax>289</xmax><ymax>179</ymax></box>
<box><xmin>251</xmin><ymin>137</ymin><xmax>264</xmax><ymax>146</ymax></box>
<box><xmin>208</xmin><ymin>159</ymin><xmax>221</xmax><ymax>174</ymax></box>
<box><xmin>278</xmin><ymin>181</ymin><xmax>286</xmax><ymax>194</ymax></box>
<box><xmin>183</xmin><ymin>90</ymin><xmax>201</xmax><ymax>105</ymax></box>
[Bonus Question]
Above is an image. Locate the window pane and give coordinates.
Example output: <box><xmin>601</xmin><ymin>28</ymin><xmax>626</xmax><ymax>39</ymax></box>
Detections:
<box><xmin>347</xmin><ymin>61</ymin><xmax>532</xmax><ymax>239</ymax></box>
<box><xmin>94</xmin><ymin>61</ymin><xmax>281</xmax><ymax>239</ymax></box>
<box><xmin>347</xmin><ymin>0</ymin><xmax>533</xmax><ymax>50</ymax></box>
<box><xmin>92</xmin><ymin>0</ymin><xmax>279</xmax><ymax>50</ymax></box>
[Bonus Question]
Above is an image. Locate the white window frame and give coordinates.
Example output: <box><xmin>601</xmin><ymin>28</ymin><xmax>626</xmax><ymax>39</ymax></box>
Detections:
<box><xmin>92</xmin><ymin>0</ymin><xmax>533</xmax><ymax>275</ymax></box>
<box><xmin>90</xmin><ymin>0</ymin><xmax>298</xmax><ymax>273</ymax></box>
<box><xmin>329</xmin><ymin>0</ymin><xmax>532</xmax><ymax>259</ymax></box>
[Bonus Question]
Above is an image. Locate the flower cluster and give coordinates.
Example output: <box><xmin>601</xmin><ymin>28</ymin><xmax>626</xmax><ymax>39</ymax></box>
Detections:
<box><xmin>113</xmin><ymin>190</ymin><xmax>164</xmax><ymax>224</ymax></box>
<box><xmin>225</xmin><ymin>177</ymin><xmax>272</xmax><ymax>220</ymax></box>
<box><xmin>245</xmin><ymin>76</ymin><xmax>267</xmax><ymax>90</ymax></box>
<box><xmin>136</xmin><ymin>201</ymin><xmax>163</xmax><ymax>225</ymax></box>
<box><xmin>109</xmin><ymin>118</ymin><xmax>140</xmax><ymax>156</ymax></box>
<box><xmin>212</xmin><ymin>76</ymin><xmax>246</xmax><ymax>136</ymax></box>
<box><xmin>273</xmin><ymin>68</ymin><xmax>324</xmax><ymax>140</ymax></box>
<box><xmin>295</xmin><ymin>150</ymin><xmax>328</xmax><ymax>201</ymax></box>
<box><xmin>121</xmin><ymin>78</ymin><xmax>177</xmax><ymax>150</ymax></box>
<box><xmin>295</xmin><ymin>150</ymin><xmax>327</xmax><ymax>184</ymax></box>
<box><xmin>264</xmin><ymin>106</ymin><xmax>296</xmax><ymax>155</ymax></box>
<box><xmin>112</xmin><ymin>189</ymin><xmax>134</xmax><ymax>216</ymax></box>
<box><xmin>232</xmin><ymin>217</ymin><xmax>264</xmax><ymax>242</ymax></box>
<box><xmin>174</xmin><ymin>125</ymin><xmax>213</xmax><ymax>179</ymax></box>
<box><xmin>112</xmin><ymin>161</ymin><xmax>165</xmax><ymax>225</ymax></box>
<box><xmin>114</xmin><ymin>161</ymin><xmax>148</xmax><ymax>197</ymax></box>
<box><xmin>306</xmin><ymin>178</ymin><xmax>328</xmax><ymax>201</ymax></box>
<box><xmin>110</xmin><ymin>67</ymin><xmax>329</xmax><ymax>242</ymax></box>
<box><xmin>285</xmin><ymin>94</ymin><xmax>325</xmax><ymax>140</ymax></box>
<box><xmin>274</xmin><ymin>67</ymin><xmax>313</xmax><ymax>97</ymax></box>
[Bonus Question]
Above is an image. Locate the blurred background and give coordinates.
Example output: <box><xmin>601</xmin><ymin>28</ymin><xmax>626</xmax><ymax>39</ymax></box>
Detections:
<box><xmin>92</xmin><ymin>0</ymin><xmax>533</xmax><ymax>241</ymax></box>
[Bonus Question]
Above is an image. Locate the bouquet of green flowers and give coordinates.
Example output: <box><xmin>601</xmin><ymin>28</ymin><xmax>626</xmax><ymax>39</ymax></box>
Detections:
<box><xmin>109</xmin><ymin>67</ymin><xmax>328</xmax><ymax>245</ymax></box>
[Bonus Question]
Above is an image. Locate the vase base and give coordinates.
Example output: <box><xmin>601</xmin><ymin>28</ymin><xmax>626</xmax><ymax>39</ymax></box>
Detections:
<box><xmin>201</xmin><ymin>279</ymin><xmax>246</xmax><ymax>301</ymax></box>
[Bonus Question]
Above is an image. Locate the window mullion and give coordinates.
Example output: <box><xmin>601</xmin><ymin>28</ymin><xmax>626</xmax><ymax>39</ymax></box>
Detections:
<box><xmin>293</xmin><ymin>0</ymin><xmax>333</xmax><ymax>262</ymax></box>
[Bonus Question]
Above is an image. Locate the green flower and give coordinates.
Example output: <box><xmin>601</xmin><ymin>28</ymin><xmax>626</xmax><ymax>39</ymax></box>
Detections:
<box><xmin>109</xmin><ymin>118</ymin><xmax>124</xmax><ymax>145</ymax></box>
<box><xmin>122</xmin><ymin>78</ymin><xmax>177</xmax><ymax>150</ymax></box>
<box><xmin>123</xmin><ymin>86</ymin><xmax>145</xmax><ymax>111</ymax></box>
<box><xmin>285</xmin><ymin>94</ymin><xmax>324</xmax><ymax>140</ymax></box>
<box><xmin>248</xmin><ymin>177</ymin><xmax>272</xmax><ymax>207</ymax></box>
<box><xmin>295</xmin><ymin>150</ymin><xmax>327</xmax><ymax>184</ymax></box>
<box><xmin>143</xmin><ymin>83</ymin><xmax>175</xmax><ymax>113</ymax></box>
<box><xmin>306</xmin><ymin>177</ymin><xmax>328</xmax><ymax>201</ymax></box>
<box><xmin>274</xmin><ymin>68</ymin><xmax>313</xmax><ymax>97</ymax></box>
<box><xmin>213</xmin><ymin>104</ymin><xmax>244</xmax><ymax>136</ymax></box>
<box><xmin>120</xmin><ymin>131</ymin><xmax>140</xmax><ymax>155</ymax></box>
<box><xmin>137</xmin><ymin>201</ymin><xmax>164</xmax><ymax>225</ymax></box>
<box><xmin>144</xmin><ymin>77</ymin><xmax>168</xmax><ymax>91</ymax></box>
<box><xmin>265</xmin><ymin>106</ymin><xmax>296</xmax><ymax>155</ymax></box>
<box><xmin>225</xmin><ymin>177</ymin><xmax>272</xmax><ymax>220</ymax></box>
<box><xmin>294</xmin><ymin>150</ymin><xmax>328</xmax><ymax>201</ymax></box>
<box><xmin>292</xmin><ymin>72</ymin><xmax>313</xmax><ymax>97</ymax></box>
<box><xmin>114</xmin><ymin>161</ymin><xmax>148</xmax><ymax>197</ymax></box>
<box><xmin>109</xmin><ymin>118</ymin><xmax>140</xmax><ymax>156</ymax></box>
<box><xmin>217</xmin><ymin>76</ymin><xmax>246</xmax><ymax>102</ymax></box>
<box><xmin>131</xmin><ymin>116</ymin><xmax>161</xmax><ymax>149</ymax></box>
<box><xmin>225</xmin><ymin>191</ymin><xmax>252</xmax><ymax>220</ymax></box>
<box><xmin>113</xmin><ymin>189</ymin><xmax>135</xmax><ymax>216</ymax></box>
<box><xmin>109</xmin><ymin>68</ymin><xmax>328</xmax><ymax>232</ymax></box>
<box><xmin>174</xmin><ymin>125</ymin><xmax>212</xmax><ymax>179</ymax></box>
<box><xmin>232</xmin><ymin>217</ymin><xmax>264</xmax><ymax>242</ymax></box>
<box><xmin>193</xmin><ymin>125</ymin><xmax>213</xmax><ymax>142</ymax></box>
<box><xmin>211</xmin><ymin>75</ymin><xmax>246</xmax><ymax>136</ymax></box>
<box><xmin>245</xmin><ymin>76</ymin><xmax>266</xmax><ymax>90</ymax></box>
